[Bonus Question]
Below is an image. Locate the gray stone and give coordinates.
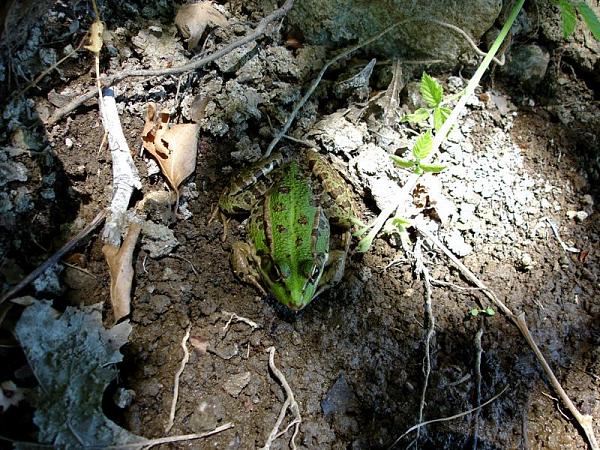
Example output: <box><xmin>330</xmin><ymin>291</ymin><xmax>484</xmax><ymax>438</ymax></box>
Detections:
<box><xmin>286</xmin><ymin>0</ymin><xmax>501</xmax><ymax>64</ymax></box>
<box><xmin>502</xmin><ymin>44</ymin><xmax>550</xmax><ymax>86</ymax></box>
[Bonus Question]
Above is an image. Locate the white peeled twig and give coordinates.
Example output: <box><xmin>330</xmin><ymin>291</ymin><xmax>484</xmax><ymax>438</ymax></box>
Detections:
<box><xmin>165</xmin><ymin>325</ymin><xmax>192</xmax><ymax>433</ymax></box>
<box><xmin>261</xmin><ymin>347</ymin><xmax>302</xmax><ymax>450</ymax></box>
<box><xmin>100</xmin><ymin>87</ymin><xmax>142</xmax><ymax>246</ymax></box>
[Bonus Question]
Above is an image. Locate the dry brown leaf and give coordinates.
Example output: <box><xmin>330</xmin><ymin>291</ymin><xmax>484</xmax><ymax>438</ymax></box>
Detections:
<box><xmin>102</xmin><ymin>222</ymin><xmax>142</xmax><ymax>323</ymax></box>
<box><xmin>142</xmin><ymin>103</ymin><xmax>200</xmax><ymax>201</ymax></box>
<box><xmin>175</xmin><ymin>2</ymin><xmax>228</xmax><ymax>49</ymax></box>
<box><xmin>84</xmin><ymin>20</ymin><xmax>104</xmax><ymax>54</ymax></box>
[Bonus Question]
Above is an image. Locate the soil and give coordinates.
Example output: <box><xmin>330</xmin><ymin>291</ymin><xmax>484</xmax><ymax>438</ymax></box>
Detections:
<box><xmin>0</xmin><ymin>1</ymin><xmax>599</xmax><ymax>450</ymax></box>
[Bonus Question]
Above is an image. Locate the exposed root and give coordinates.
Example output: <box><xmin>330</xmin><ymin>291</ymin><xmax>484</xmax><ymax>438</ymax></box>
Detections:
<box><xmin>261</xmin><ymin>347</ymin><xmax>302</xmax><ymax>450</ymax></box>
<box><xmin>165</xmin><ymin>324</ymin><xmax>192</xmax><ymax>433</ymax></box>
<box><xmin>222</xmin><ymin>311</ymin><xmax>260</xmax><ymax>333</ymax></box>
<box><xmin>471</xmin><ymin>326</ymin><xmax>484</xmax><ymax>450</ymax></box>
<box><xmin>388</xmin><ymin>386</ymin><xmax>508</xmax><ymax>449</ymax></box>
<box><xmin>413</xmin><ymin>239</ymin><xmax>436</xmax><ymax>447</ymax></box>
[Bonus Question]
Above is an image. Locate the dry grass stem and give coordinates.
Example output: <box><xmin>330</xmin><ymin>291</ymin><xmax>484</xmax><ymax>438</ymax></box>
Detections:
<box><xmin>165</xmin><ymin>324</ymin><xmax>192</xmax><ymax>433</ymax></box>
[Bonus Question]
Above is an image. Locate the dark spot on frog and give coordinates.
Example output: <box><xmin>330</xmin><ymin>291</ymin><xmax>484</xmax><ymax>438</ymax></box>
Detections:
<box><xmin>276</xmin><ymin>225</ymin><xmax>287</xmax><ymax>233</ymax></box>
<box><xmin>298</xmin><ymin>215</ymin><xmax>308</xmax><ymax>225</ymax></box>
<box><xmin>295</xmin><ymin>236</ymin><xmax>303</xmax><ymax>246</ymax></box>
<box><xmin>273</xmin><ymin>203</ymin><xmax>285</xmax><ymax>212</ymax></box>
<box><xmin>278</xmin><ymin>186</ymin><xmax>290</xmax><ymax>194</ymax></box>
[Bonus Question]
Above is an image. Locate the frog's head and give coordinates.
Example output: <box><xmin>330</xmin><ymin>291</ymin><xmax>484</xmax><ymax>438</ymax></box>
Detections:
<box><xmin>266</xmin><ymin>256</ymin><xmax>328</xmax><ymax>310</ymax></box>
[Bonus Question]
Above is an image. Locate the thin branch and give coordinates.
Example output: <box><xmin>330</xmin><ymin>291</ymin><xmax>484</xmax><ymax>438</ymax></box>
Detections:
<box><xmin>265</xmin><ymin>18</ymin><xmax>415</xmax><ymax>157</ymax></box>
<box><xmin>46</xmin><ymin>0</ymin><xmax>295</xmax><ymax>124</ymax></box>
<box><xmin>165</xmin><ymin>324</ymin><xmax>192</xmax><ymax>433</ymax></box>
<box><xmin>0</xmin><ymin>210</ymin><xmax>107</xmax><ymax>304</ymax></box>
<box><xmin>414</xmin><ymin>221</ymin><xmax>599</xmax><ymax>450</ymax></box>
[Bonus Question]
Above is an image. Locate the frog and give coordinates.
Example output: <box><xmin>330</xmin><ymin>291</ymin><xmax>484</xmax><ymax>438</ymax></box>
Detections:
<box><xmin>217</xmin><ymin>149</ymin><xmax>358</xmax><ymax>310</ymax></box>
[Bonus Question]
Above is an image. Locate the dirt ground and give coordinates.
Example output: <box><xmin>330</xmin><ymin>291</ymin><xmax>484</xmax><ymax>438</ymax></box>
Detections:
<box><xmin>0</xmin><ymin>1</ymin><xmax>599</xmax><ymax>449</ymax></box>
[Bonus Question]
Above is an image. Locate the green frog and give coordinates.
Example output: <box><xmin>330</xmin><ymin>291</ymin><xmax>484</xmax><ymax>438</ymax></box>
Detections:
<box><xmin>218</xmin><ymin>149</ymin><xmax>358</xmax><ymax>310</ymax></box>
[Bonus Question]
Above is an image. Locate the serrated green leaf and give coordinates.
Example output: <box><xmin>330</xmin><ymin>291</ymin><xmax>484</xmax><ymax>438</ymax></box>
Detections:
<box><xmin>412</xmin><ymin>130</ymin><xmax>433</xmax><ymax>160</ymax></box>
<box><xmin>420</xmin><ymin>72</ymin><xmax>443</xmax><ymax>108</ymax></box>
<box><xmin>390</xmin><ymin>155</ymin><xmax>416</xmax><ymax>169</ymax></box>
<box><xmin>577</xmin><ymin>2</ymin><xmax>600</xmax><ymax>40</ymax></box>
<box><xmin>470</xmin><ymin>309</ymin><xmax>479</xmax><ymax>317</ymax></box>
<box><xmin>485</xmin><ymin>307</ymin><xmax>496</xmax><ymax>316</ymax></box>
<box><xmin>433</xmin><ymin>106</ymin><xmax>452</xmax><ymax>131</ymax></box>
<box><xmin>401</xmin><ymin>107</ymin><xmax>431</xmax><ymax>123</ymax></box>
<box><xmin>419</xmin><ymin>161</ymin><xmax>447</xmax><ymax>173</ymax></box>
<box><xmin>558</xmin><ymin>0</ymin><xmax>577</xmax><ymax>37</ymax></box>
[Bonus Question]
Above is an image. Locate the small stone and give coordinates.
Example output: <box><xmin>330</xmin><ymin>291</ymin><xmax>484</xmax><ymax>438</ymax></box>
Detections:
<box><xmin>581</xmin><ymin>194</ymin><xmax>593</xmax><ymax>206</ymax></box>
<box><xmin>65</xmin><ymin>137</ymin><xmax>73</xmax><ymax>148</ymax></box>
<box><xmin>322</xmin><ymin>373</ymin><xmax>357</xmax><ymax>416</ymax></box>
<box><xmin>567</xmin><ymin>210</ymin><xmax>588</xmax><ymax>222</ymax></box>
<box><xmin>518</xmin><ymin>253</ymin><xmax>534</xmax><ymax>271</ymax></box>
<box><xmin>223</xmin><ymin>371</ymin><xmax>251</xmax><ymax>397</ymax></box>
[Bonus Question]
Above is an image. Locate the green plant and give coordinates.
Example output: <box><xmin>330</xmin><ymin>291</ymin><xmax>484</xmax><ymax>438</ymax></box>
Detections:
<box><xmin>555</xmin><ymin>1</ymin><xmax>600</xmax><ymax>40</ymax></box>
<box><xmin>401</xmin><ymin>72</ymin><xmax>452</xmax><ymax>132</ymax></box>
<box><xmin>469</xmin><ymin>307</ymin><xmax>496</xmax><ymax>317</ymax></box>
<box><xmin>392</xmin><ymin>73</ymin><xmax>451</xmax><ymax>175</ymax></box>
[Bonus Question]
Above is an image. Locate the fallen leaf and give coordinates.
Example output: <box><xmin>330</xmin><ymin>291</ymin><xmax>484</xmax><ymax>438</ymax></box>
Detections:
<box><xmin>142</xmin><ymin>103</ymin><xmax>200</xmax><ymax>203</ymax></box>
<box><xmin>175</xmin><ymin>2</ymin><xmax>228</xmax><ymax>49</ymax></box>
<box><xmin>14</xmin><ymin>301</ymin><xmax>142</xmax><ymax>448</ymax></box>
<box><xmin>84</xmin><ymin>20</ymin><xmax>104</xmax><ymax>54</ymax></box>
<box><xmin>103</xmin><ymin>221</ymin><xmax>142</xmax><ymax>323</ymax></box>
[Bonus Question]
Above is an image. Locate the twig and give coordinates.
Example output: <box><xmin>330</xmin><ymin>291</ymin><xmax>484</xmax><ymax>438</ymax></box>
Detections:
<box><xmin>261</xmin><ymin>347</ymin><xmax>302</xmax><ymax>450</ymax></box>
<box><xmin>100</xmin><ymin>87</ymin><xmax>142</xmax><ymax>246</ymax></box>
<box><xmin>0</xmin><ymin>210</ymin><xmax>107</xmax><ymax>304</ymax></box>
<box><xmin>414</xmin><ymin>221</ymin><xmax>599</xmax><ymax>450</ymax></box>
<box><xmin>471</xmin><ymin>326</ymin><xmax>484</xmax><ymax>450</ymax></box>
<box><xmin>165</xmin><ymin>324</ymin><xmax>192</xmax><ymax>433</ymax></box>
<box><xmin>388</xmin><ymin>386</ymin><xmax>508</xmax><ymax>449</ymax></box>
<box><xmin>413</xmin><ymin>239</ymin><xmax>436</xmax><ymax>447</ymax></box>
<box><xmin>101</xmin><ymin>422</ymin><xmax>234</xmax><ymax>449</ymax></box>
<box><xmin>46</xmin><ymin>0</ymin><xmax>295</xmax><ymax>124</ymax></box>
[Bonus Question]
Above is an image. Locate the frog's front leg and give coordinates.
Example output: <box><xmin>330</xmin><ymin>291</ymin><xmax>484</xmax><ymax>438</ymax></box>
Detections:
<box><xmin>230</xmin><ymin>242</ymin><xmax>266</xmax><ymax>295</ymax></box>
<box><xmin>315</xmin><ymin>231</ymin><xmax>351</xmax><ymax>297</ymax></box>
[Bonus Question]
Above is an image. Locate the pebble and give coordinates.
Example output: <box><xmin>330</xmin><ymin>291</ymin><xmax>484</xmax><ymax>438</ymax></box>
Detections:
<box><xmin>222</xmin><ymin>371</ymin><xmax>251</xmax><ymax>397</ymax></box>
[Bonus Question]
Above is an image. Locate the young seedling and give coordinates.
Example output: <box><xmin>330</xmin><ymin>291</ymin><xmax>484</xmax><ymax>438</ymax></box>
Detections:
<box><xmin>469</xmin><ymin>307</ymin><xmax>496</xmax><ymax>317</ymax></box>
<box><xmin>391</xmin><ymin>73</ymin><xmax>449</xmax><ymax>175</ymax></box>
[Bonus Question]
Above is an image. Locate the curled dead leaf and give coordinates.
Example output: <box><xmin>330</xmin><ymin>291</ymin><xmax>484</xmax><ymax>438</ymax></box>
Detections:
<box><xmin>84</xmin><ymin>20</ymin><xmax>104</xmax><ymax>54</ymax></box>
<box><xmin>142</xmin><ymin>103</ymin><xmax>200</xmax><ymax>203</ymax></box>
<box><xmin>103</xmin><ymin>221</ymin><xmax>142</xmax><ymax>323</ymax></box>
<box><xmin>175</xmin><ymin>2</ymin><xmax>228</xmax><ymax>49</ymax></box>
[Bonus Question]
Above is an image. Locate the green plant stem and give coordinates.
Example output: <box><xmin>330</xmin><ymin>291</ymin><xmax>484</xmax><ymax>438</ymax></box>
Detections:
<box><xmin>428</xmin><ymin>0</ymin><xmax>525</xmax><ymax>162</ymax></box>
